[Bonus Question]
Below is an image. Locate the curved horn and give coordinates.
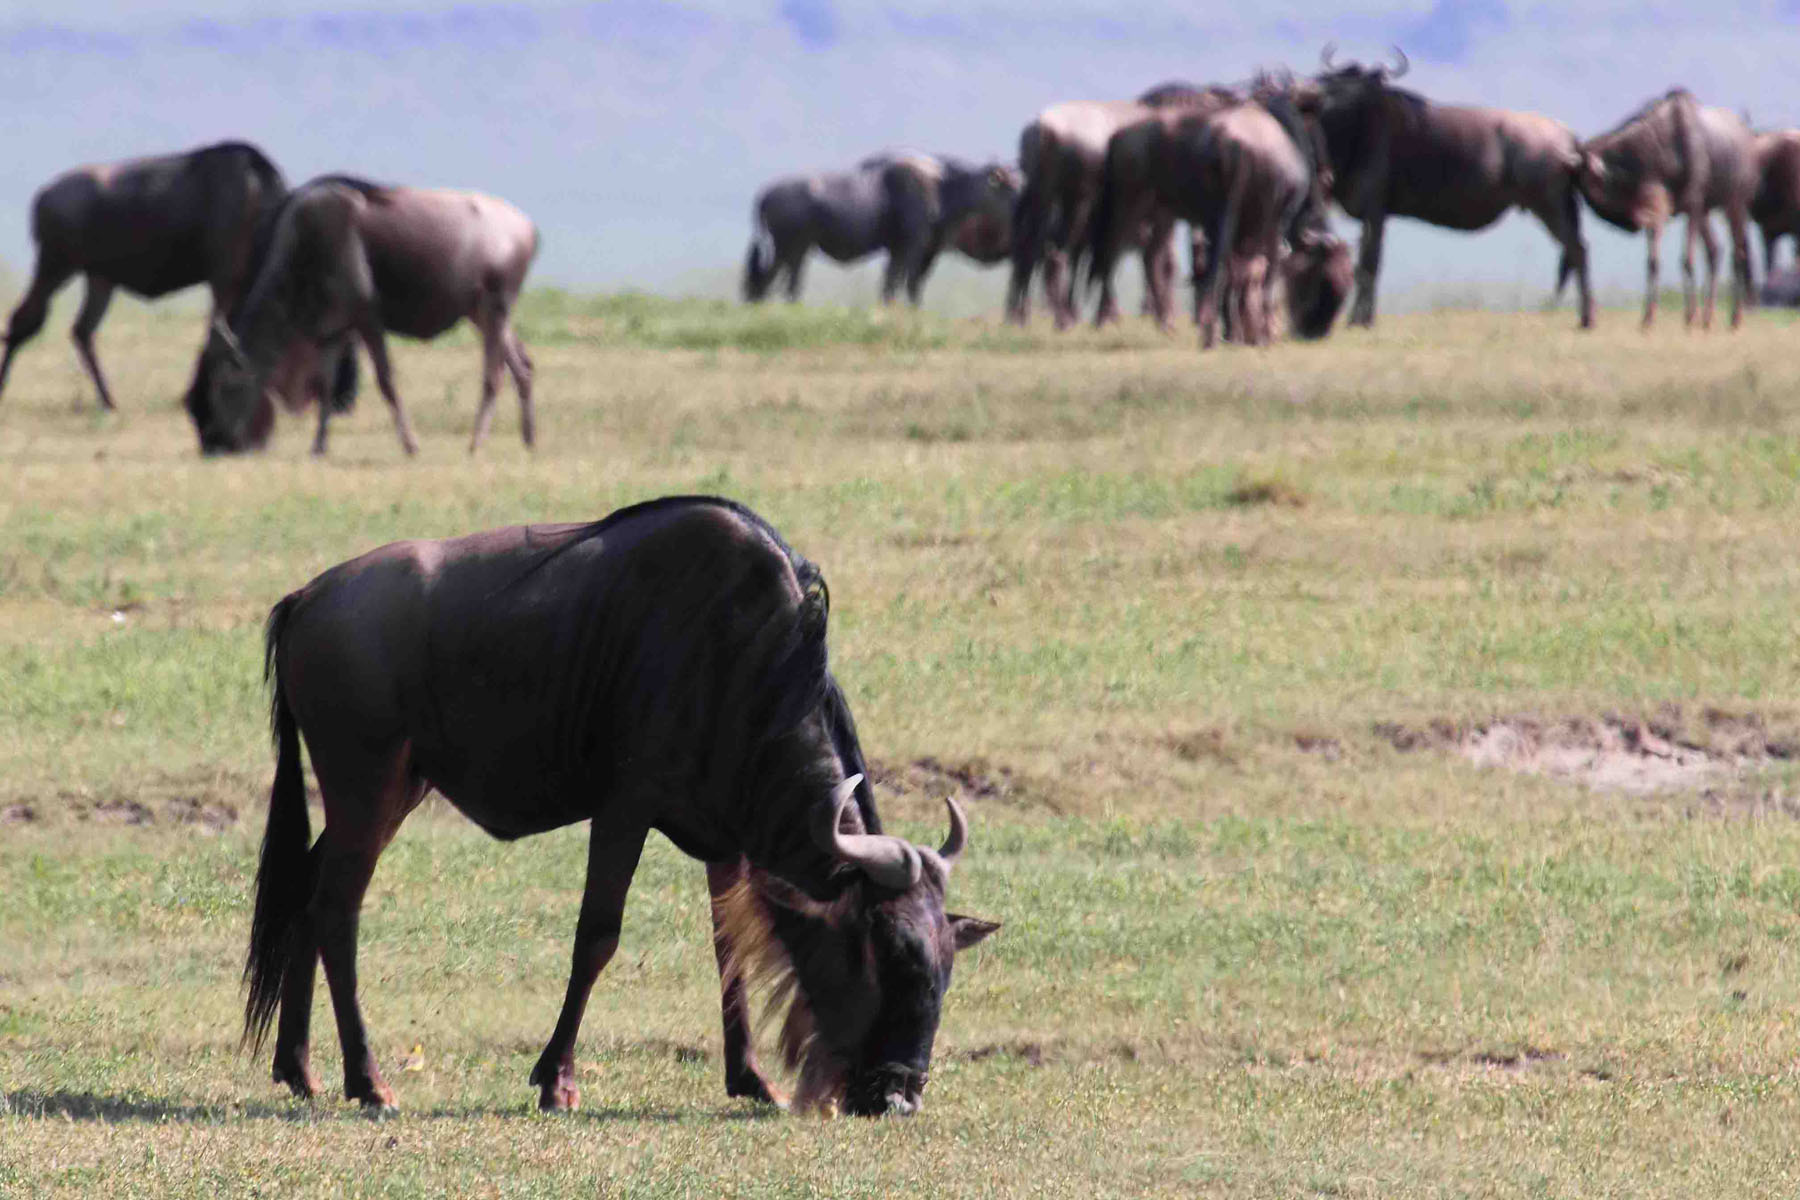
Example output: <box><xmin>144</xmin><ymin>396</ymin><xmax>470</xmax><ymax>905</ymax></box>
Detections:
<box><xmin>1320</xmin><ymin>42</ymin><xmax>1337</xmax><ymax>70</ymax></box>
<box><xmin>212</xmin><ymin>316</ymin><xmax>249</xmax><ymax>367</ymax></box>
<box><xmin>937</xmin><ymin>795</ymin><xmax>967</xmax><ymax>869</ymax></box>
<box><xmin>1388</xmin><ymin>45</ymin><xmax>1409</xmax><ymax>79</ymax></box>
<box><xmin>813</xmin><ymin>774</ymin><xmax>922</xmax><ymax>890</ymax></box>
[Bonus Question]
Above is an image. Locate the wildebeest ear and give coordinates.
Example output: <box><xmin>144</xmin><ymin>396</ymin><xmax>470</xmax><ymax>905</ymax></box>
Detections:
<box><xmin>947</xmin><ymin>913</ymin><xmax>1000</xmax><ymax>951</ymax></box>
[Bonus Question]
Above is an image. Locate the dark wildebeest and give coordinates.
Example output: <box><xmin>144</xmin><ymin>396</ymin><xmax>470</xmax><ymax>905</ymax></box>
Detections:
<box><xmin>1086</xmin><ymin>91</ymin><xmax>1353</xmax><ymax>347</ymax></box>
<box><xmin>742</xmin><ymin>154</ymin><xmax>1021</xmax><ymax>305</ymax></box>
<box><xmin>243</xmin><ymin>496</ymin><xmax>999</xmax><ymax>1116</ymax></box>
<box><xmin>0</xmin><ymin>141</ymin><xmax>289</xmax><ymax>411</ymax></box>
<box><xmin>1579</xmin><ymin>89</ymin><xmax>1757</xmax><ymax>329</ymax></box>
<box><xmin>1751</xmin><ymin>129</ymin><xmax>1800</xmax><ymax>279</ymax></box>
<box><xmin>185</xmin><ymin>176</ymin><xmax>538</xmax><ymax>456</ymax></box>
<box><xmin>1006</xmin><ymin>84</ymin><xmax>1239</xmax><ymax>329</ymax></box>
<box><xmin>1309</xmin><ymin>47</ymin><xmax>1595</xmax><ymax>329</ymax></box>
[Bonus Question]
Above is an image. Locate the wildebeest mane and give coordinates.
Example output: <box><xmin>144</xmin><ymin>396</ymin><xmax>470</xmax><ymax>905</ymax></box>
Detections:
<box><xmin>481</xmin><ymin>496</ymin><xmax>868</xmax><ymax>836</ymax></box>
<box><xmin>1591</xmin><ymin>88</ymin><xmax>1692</xmax><ymax>144</ymax></box>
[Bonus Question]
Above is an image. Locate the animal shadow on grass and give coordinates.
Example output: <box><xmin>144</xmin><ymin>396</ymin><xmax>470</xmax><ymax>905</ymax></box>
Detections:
<box><xmin>2</xmin><ymin>1088</ymin><xmax>778</xmax><ymax>1125</ymax></box>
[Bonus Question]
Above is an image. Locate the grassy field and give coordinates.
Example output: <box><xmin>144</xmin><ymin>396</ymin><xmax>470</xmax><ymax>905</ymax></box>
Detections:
<box><xmin>6</xmin><ymin>292</ymin><xmax>1800</xmax><ymax>1195</ymax></box>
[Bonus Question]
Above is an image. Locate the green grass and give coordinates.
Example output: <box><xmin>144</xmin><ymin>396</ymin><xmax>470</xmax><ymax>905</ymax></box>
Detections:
<box><xmin>6</xmin><ymin>294</ymin><xmax>1800</xmax><ymax>1194</ymax></box>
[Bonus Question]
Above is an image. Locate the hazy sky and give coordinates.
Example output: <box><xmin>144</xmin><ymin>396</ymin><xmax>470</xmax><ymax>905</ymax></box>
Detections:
<box><xmin>2</xmin><ymin>2</ymin><xmax>1799</xmax><ymax>308</ymax></box>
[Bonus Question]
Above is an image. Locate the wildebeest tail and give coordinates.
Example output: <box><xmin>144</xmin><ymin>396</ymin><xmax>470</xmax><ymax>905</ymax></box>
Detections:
<box><xmin>328</xmin><ymin>341</ymin><xmax>358</xmax><ymax>414</ymax></box>
<box><xmin>242</xmin><ymin>593</ymin><xmax>314</xmax><ymax>1052</ymax></box>
<box><xmin>1554</xmin><ymin>160</ymin><xmax>1582</xmax><ymax>298</ymax></box>
<box><xmin>743</xmin><ymin>208</ymin><xmax>777</xmax><ymax>302</ymax></box>
<box><xmin>1080</xmin><ymin>140</ymin><xmax>1122</xmax><ymax>295</ymax></box>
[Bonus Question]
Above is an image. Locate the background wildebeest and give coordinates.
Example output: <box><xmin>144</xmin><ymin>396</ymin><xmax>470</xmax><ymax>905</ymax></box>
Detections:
<box><xmin>742</xmin><ymin>153</ymin><xmax>1020</xmax><ymax>306</ymax></box>
<box><xmin>1309</xmin><ymin>47</ymin><xmax>1596</xmax><ymax>330</ymax></box>
<box><xmin>1579</xmin><ymin>89</ymin><xmax>1757</xmax><ymax>329</ymax></box>
<box><xmin>1088</xmin><ymin>98</ymin><xmax>1351</xmax><ymax>348</ymax></box>
<box><xmin>0</xmin><ymin>141</ymin><xmax>290</xmax><ymax>411</ymax></box>
<box><xmin>186</xmin><ymin>176</ymin><xmax>539</xmax><ymax>456</ymax></box>
<box><xmin>1751</xmin><ymin>129</ymin><xmax>1800</xmax><ymax>279</ymax></box>
<box><xmin>1006</xmin><ymin>85</ymin><xmax>1241</xmax><ymax>330</ymax></box>
<box><xmin>243</xmin><ymin>495</ymin><xmax>998</xmax><ymax>1115</ymax></box>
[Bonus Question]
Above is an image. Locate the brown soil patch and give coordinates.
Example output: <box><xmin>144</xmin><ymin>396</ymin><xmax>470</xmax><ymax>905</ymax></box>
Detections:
<box><xmin>1225</xmin><ymin>477</ymin><xmax>1308</xmax><ymax>508</ymax></box>
<box><xmin>868</xmin><ymin>756</ymin><xmax>1060</xmax><ymax>813</ymax></box>
<box><xmin>1378</xmin><ymin>707</ymin><xmax>1796</xmax><ymax>796</ymax></box>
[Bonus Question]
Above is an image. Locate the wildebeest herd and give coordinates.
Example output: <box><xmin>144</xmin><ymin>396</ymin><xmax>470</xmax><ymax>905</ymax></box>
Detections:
<box><xmin>1</xmin><ymin>45</ymin><xmax>1796</xmax><ymax>1122</ymax></box>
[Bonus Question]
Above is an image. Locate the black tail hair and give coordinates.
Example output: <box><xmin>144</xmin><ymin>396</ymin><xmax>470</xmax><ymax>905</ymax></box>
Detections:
<box><xmin>242</xmin><ymin>593</ymin><xmax>315</xmax><ymax>1052</ymax></box>
<box><xmin>1080</xmin><ymin>139</ymin><xmax>1123</xmax><ymax>296</ymax></box>
<box><xmin>743</xmin><ymin>218</ymin><xmax>776</xmax><ymax>301</ymax></box>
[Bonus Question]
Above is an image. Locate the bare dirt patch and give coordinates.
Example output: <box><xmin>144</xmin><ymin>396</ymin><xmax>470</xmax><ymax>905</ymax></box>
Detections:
<box><xmin>1377</xmin><ymin>708</ymin><xmax>1797</xmax><ymax>796</ymax></box>
<box><xmin>868</xmin><ymin>756</ymin><xmax>1061</xmax><ymax>813</ymax></box>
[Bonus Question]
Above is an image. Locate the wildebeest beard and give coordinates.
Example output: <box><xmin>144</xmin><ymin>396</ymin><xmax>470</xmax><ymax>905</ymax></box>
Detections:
<box><xmin>713</xmin><ymin>873</ymin><xmax>855</xmax><ymax>1113</ymax></box>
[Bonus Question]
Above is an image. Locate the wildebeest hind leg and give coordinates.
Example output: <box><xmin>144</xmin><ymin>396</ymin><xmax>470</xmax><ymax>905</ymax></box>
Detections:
<box><xmin>359</xmin><ymin>323</ymin><xmax>420</xmax><ymax>456</ymax></box>
<box><xmin>70</xmin><ymin>277</ymin><xmax>117</xmax><ymax>410</ymax></box>
<box><xmin>271</xmin><ymin>841</ymin><xmax>325</xmax><ymax>1098</ymax></box>
<box><xmin>468</xmin><ymin>303</ymin><xmax>508</xmax><ymax>454</ymax></box>
<box><xmin>707</xmin><ymin>859</ymin><xmax>784</xmax><ymax>1107</ymax></box>
<box><xmin>0</xmin><ymin>253</ymin><xmax>77</xmax><ymax>403</ymax></box>
<box><xmin>309</xmin><ymin>750</ymin><xmax>427</xmax><ymax>1109</ymax></box>
<box><xmin>502</xmin><ymin>329</ymin><xmax>535</xmax><ymax>448</ymax></box>
<box><xmin>529</xmin><ymin>819</ymin><xmax>649</xmax><ymax>1112</ymax></box>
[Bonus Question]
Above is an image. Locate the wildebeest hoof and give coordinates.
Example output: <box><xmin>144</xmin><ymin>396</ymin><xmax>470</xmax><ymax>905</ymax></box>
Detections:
<box><xmin>350</xmin><ymin>1078</ymin><xmax>398</xmax><ymax>1111</ymax></box>
<box><xmin>272</xmin><ymin>1056</ymin><xmax>320</xmax><ymax>1099</ymax></box>
<box><xmin>530</xmin><ymin>1060</ymin><xmax>579</xmax><ymax>1111</ymax></box>
<box><xmin>726</xmin><ymin>1070</ymin><xmax>787</xmax><ymax>1109</ymax></box>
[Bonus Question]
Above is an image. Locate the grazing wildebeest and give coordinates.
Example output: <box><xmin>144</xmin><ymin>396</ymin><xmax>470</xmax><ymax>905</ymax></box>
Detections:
<box><xmin>243</xmin><ymin>496</ymin><xmax>999</xmax><ymax>1116</ymax></box>
<box><xmin>1086</xmin><ymin>91</ymin><xmax>1352</xmax><ymax>347</ymax></box>
<box><xmin>742</xmin><ymin>154</ymin><xmax>1020</xmax><ymax>305</ymax></box>
<box><xmin>1750</xmin><ymin>129</ymin><xmax>1800</xmax><ymax>278</ymax></box>
<box><xmin>1579</xmin><ymin>89</ymin><xmax>1757</xmax><ymax>329</ymax></box>
<box><xmin>1309</xmin><ymin>47</ymin><xmax>1596</xmax><ymax>329</ymax></box>
<box><xmin>1006</xmin><ymin>84</ymin><xmax>1239</xmax><ymax>329</ymax></box>
<box><xmin>0</xmin><ymin>141</ymin><xmax>289</xmax><ymax>411</ymax></box>
<box><xmin>184</xmin><ymin>176</ymin><xmax>538</xmax><ymax>456</ymax></box>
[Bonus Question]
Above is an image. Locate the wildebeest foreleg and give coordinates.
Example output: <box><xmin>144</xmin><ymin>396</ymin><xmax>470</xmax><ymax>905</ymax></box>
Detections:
<box><xmin>0</xmin><ymin>252</ymin><xmax>77</xmax><ymax>404</ymax></box>
<box><xmin>1727</xmin><ymin>204</ymin><xmax>1752</xmax><ymax>328</ymax></box>
<box><xmin>906</xmin><ymin>243</ymin><xmax>941</xmax><ymax>307</ymax></box>
<box><xmin>1350</xmin><ymin>212</ymin><xmax>1385</xmax><ymax>327</ymax></box>
<box><xmin>1695</xmin><ymin>214</ymin><xmax>1721</xmax><ymax>330</ymax></box>
<box><xmin>358</xmin><ymin>324</ymin><xmax>420</xmax><ymax>456</ymax></box>
<box><xmin>529</xmin><ymin>821</ymin><xmax>649</xmax><ymax>1112</ymax></box>
<box><xmin>70</xmin><ymin>277</ymin><xmax>117</xmax><ymax>410</ymax></box>
<box><xmin>707</xmin><ymin>859</ymin><xmax>784</xmax><ymax>1106</ymax></box>
<box><xmin>1680</xmin><ymin>213</ymin><xmax>1703</xmax><ymax>328</ymax></box>
<box><xmin>1641</xmin><ymin>220</ymin><xmax>1664</xmax><ymax>328</ymax></box>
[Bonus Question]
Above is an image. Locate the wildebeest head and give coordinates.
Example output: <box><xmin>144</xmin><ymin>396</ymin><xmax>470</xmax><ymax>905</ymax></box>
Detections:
<box><xmin>183</xmin><ymin>318</ymin><xmax>275</xmax><ymax>454</ymax></box>
<box><xmin>1311</xmin><ymin>46</ymin><xmax>1410</xmax><ymax>171</ymax></box>
<box><xmin>1283</xmin><ymin>227</ymin><xmax>1355</xmax><ymax>339</ymax></box>
<box><xmin>951</xmin><ymin>164</ymin><xmax>1024</xmax><ymax>263</ymax></box>
<box><xmin>721</xmin><ymin>775</ymin><xmax>1000</xmax><ymax>1117</ymax></box>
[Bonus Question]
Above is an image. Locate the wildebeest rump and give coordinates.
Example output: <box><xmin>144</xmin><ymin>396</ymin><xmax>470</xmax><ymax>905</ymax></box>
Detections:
<box><xmin>0</xmin><ymin>141</ymin><xmax>290</xmax><ymax>411</ymax></box>
<box><xmin>1310</xmin><ymin>48</ymin><xmax>1596</xmax><ymax>329</ymax></box>
<box><xmin>742</xmin><ymin>154</ymin><xmax>1020</xmax><ymax>305</ymax></box>
<box><xmin>1751</xmin><ymin>129</ymin><xmax>1800</xmax><ymax>279</ymax></box>
<box><xmin>186</xmin><ymin>176</ymin><xmax>539</xmax><ymax>456</ymax></box>
<box><xmin>1088</xmin><ymin>100</ymin><xmax>1351</xmax><ymax>347</ymax></box>
<box><xmin>1579</xmin><ymin>88</ymin><xmax>1756</xmax><ymax>329</ymax></box>
<box><xmin>242</xmin><ymin>496</ymin><xmax>999</xmax><ymax>1116</ymax></box>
